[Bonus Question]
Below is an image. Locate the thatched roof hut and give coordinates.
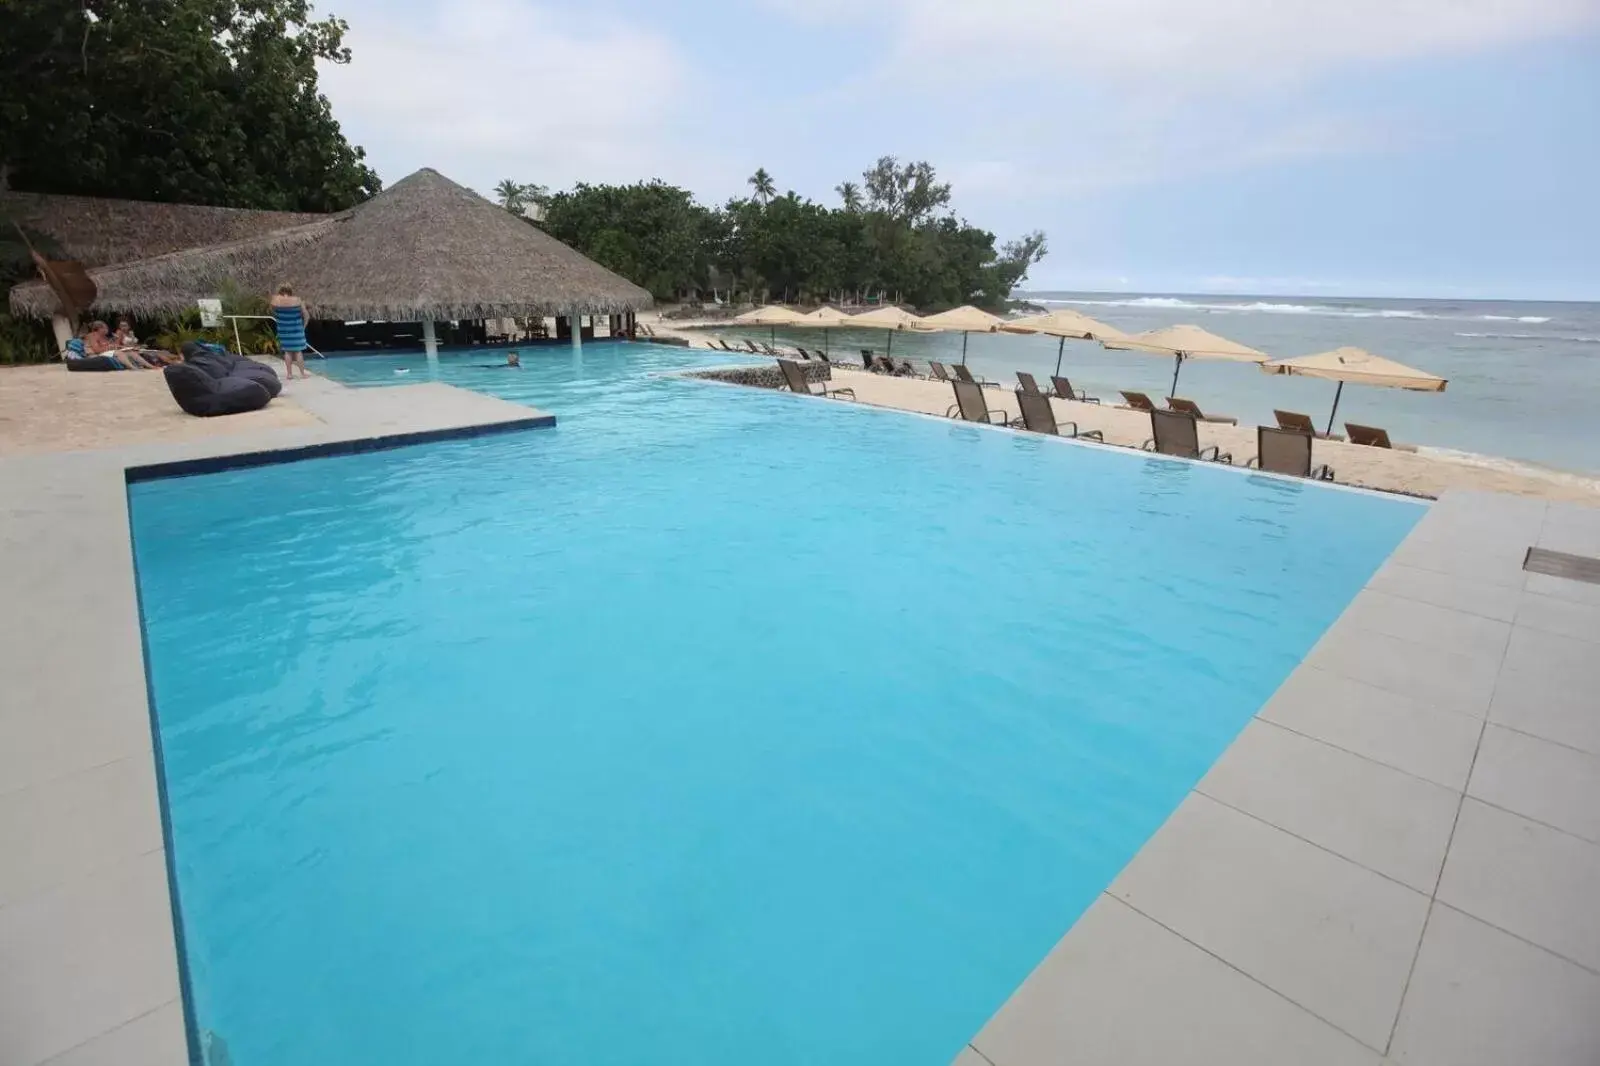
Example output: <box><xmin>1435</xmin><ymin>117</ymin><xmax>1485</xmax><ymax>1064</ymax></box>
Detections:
<box><xmin>9</xmin><ymin>169</ymin><xmax>652</xmax><ymax>322</ymax></box>
<box><xmin>0</xmin><ymin>191</ymin><xmax>322</xmax><ymax>272</ymax></box>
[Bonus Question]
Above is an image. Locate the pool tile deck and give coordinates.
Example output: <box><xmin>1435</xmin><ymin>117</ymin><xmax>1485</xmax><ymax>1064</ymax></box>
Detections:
<box><xmin>0</xmin><ymin>377</ymin><xmax>552</xmax><ymax>1066</ymax></box>
<box><xmin>961</xmin><ymin>491</ymin><xmax>1600</xmax><ymax>1066</ymax></box>
<box><xmin>3</xmin><ymin>378</ymin><xmax>1598</xmax><ymax>1066</ymax></box>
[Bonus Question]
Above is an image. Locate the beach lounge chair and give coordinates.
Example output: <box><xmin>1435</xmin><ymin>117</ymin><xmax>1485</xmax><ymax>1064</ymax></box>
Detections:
<box><xmin>928</xmin><ymin>361</ymin><xmax>952</xmax><ymax>382</ymax></box>
<box><xmin>778</xmin><ymin>359</ymin><xmax>855</xmax><ymax>400</ymax></box>
<box><xmin>1274</xmin><ymin>409</ymin><xmax>1344</xmax><ymax>441</ymax></box>
<box><xmin>1143</xmin><ymin>409</ymin><xmax>1233</xmax><ymax>463</ymax></box>
<box><xmin>946</xmin><ymin>379</ymin><xmax>1020</xmax><ymax>425</ymax></box>
<box><xmin>1345</xmin><ymin>423</ymin><xmax>1418</xmax><ymax>452</ymax></box>
<box><xmin>743</xmin><ymin>340</ymin><xmax>760</xmax><ymax>353</ymax></box>
<box><xmin>895</xmin><ymin>358</ymin><xmax>916</xmax><ymax>377</ymax></box>
<box><xmin>1247</xmin><ymin>427</ymin><xmax>1334</xmax><ymax>480</ymax></box>
<box><xmin>1166</xmin><ymin>397</ymin><xmax>1238</xmax><ymax>425</ymax></box>
<box><xmin>1119</xmin><ymin>390</ymin><xmax>1157</xmax><ymax>412</ymax></box>
<box><xmin>952</xmin><ymin>364</ymin><xmax>1001</xmax><ymax>389</ymax></box>
<box><xmin>1015</xmin><ymin>388</ymin><xmax>1104</xmax><ymax>441</ymax></box>
<box><xmin>1016</xmin><ymin>371</ymin><xmax>1050</xmax><ymax>398</ymax></box>
<box><xmin>873</xmin><ymin>356</ymin><xmax>898</xmax><ymax>374</ymax></box>
<box><xmin>1051</xmin><ymin>376</ymin><xmax>1100</xmax><ymax>404</ymax></box>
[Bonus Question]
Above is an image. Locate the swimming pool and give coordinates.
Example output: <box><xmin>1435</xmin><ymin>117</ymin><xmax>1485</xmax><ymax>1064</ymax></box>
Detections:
<box><xmin>130</xmin><ymin>344</ymin><xmax>1422</xmax><ymax>1065</ymax></box>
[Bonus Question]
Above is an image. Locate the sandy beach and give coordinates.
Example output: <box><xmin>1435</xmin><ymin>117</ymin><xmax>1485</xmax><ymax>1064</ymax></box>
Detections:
<box><xmin>0</xmin><ymin>364</ymin><xmax>320</xmax><ymax>457</ymax></box>
<box><xmin>647</xmin><ymin>315</ymin><xmax>1600</xmax><ymax>504</ymax></box>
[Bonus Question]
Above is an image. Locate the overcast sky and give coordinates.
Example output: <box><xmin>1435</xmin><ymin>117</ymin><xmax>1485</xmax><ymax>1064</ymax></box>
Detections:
<box><xmin>318</xmin><ymin>0</ymin><xmax>1600</xmax><ymax>300</ymax></box>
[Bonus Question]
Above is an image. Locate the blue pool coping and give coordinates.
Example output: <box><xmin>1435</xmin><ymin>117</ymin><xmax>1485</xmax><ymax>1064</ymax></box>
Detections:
<box><xmin>124</xmin><ymin>410</ymin><xmax>555</xmax><ymax>483</ymax></box>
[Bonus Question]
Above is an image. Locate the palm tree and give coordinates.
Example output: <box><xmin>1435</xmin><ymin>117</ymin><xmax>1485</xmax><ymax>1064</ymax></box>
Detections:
<box><xmin>494</xmin><ymin>179</ymin><xmax>526</xmax><ymax>214</ymax></box>
<box><xmin>835</xmin><ymin>181</ymin><xmax>862</xmax><ymax>212</ymax></box>
<box><xmin>748</xmin><ymin>168</ymin><xmax>775</xmax><ymax>205</ymax></box>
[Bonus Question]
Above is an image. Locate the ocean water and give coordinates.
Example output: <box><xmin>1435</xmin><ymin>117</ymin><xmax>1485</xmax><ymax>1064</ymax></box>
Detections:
<box><xmin>728</xmin><ymin>292</ymin><xmax>1600</xmax><ymax>475</ymax></box>
<box><xmin>132</xmin><ymin>344</ymin><xmax>1422</xmax><ymax>1066</ymax></box>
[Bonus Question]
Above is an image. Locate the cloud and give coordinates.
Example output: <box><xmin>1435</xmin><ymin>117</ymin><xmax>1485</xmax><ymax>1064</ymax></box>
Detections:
<box><xmin>318</xmin><ymin>0</ymin><xmax>691</xmax><ymax>192</ymax></box>
<box><xmin>783</xmin><ymin>0</ymin><xmax>1600</xmax><ymax>93</ymax></box>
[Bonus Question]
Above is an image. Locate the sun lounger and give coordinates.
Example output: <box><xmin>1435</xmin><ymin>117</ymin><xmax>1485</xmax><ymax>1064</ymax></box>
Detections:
<box><xmin>952</xmin><ymin>364</ymin><xmax>1000</xmax><ymax>389</ymax></box>
<box><xmin>778</xmin><ymin>359</ymin><xmax>855</xmax><ymax>400</ymax></box>
<box><xmin>1247</xmin><ymin>426</ymin><xmax>1334</xmax><ymax>480</ymax></box>
<box><xmin>1166</xmin><ymin>397</ymin><xmax>1238</xmax><ymax>424</ymax></box>
<box><xmin>1345</xmin><ymin>423</ymin><xmax>1418</xmax><ymax>451</ymax></box>
<box><xmin>1050</xmin><ymin>376</ymin><xmax>1100</xmax><ymax>404</ymax></box>
<box><xmin>1016</xmin><ymin>371</ymin><xmax>1050</xmax><ymax>398</ymax></box>
<box><xmin>1015</xmin><ymin>388</ymin><xmax>1103</xmax><ymax>441</ymax></box>
<box><xmin>928</xmin><ymin>361</ymin><xmax>952</xmax><ymax>382</ymax></box>
<box><xmin>743</xmin><ymin>340</ymin><xmax>760</xmax><ymax>353</ymax></box>
<box><xmin>895</xmin><ymin>359</ymin><xmax>916</xmax><ymax>377</ymax></box>
<box><xmin>1274</xmin><ymin>409</ymin><xmax>1343</xmax><ymax>441</ymax></box>
<box><xmin>1119</xmin><ymin>390</ymin><xmax>1157</xmax><ymax>412</ymax></box>
<box><xmin>1143</xmin><ymin>409</ymin><xmax>1233</xmax><ymax>463</ymax></box>
<box><xmin>946</xmin><ymin>380</ymin><xmax>1020</xmax><ymax>425</ymax></box>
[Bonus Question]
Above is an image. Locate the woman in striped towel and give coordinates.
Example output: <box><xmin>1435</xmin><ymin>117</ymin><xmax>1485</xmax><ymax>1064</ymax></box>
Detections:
<box><xmin>271</xmin><ymin>283</ymin><xmax>309</xmax><ymax>379</ymax></box>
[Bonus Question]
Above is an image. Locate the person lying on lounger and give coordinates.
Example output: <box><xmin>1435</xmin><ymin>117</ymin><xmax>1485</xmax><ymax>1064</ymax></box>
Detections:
<box><xmin>112</xmin><ymin>318</ymin><xmax>181</xmax><ymax>365</ymax></box>
<box><xmin>85</xmin><ymin>321</ymin><xmax>151</xmax><ymax>368</ymax></box>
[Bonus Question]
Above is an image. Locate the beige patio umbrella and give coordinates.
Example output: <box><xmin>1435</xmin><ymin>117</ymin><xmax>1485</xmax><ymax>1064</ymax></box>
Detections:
<box><xmin>1002</xmin><ymin>309</ymin><xmax>1127</xmax><ymax>377</ymax></box>
<box><xmin>919</xmin><ymin>305</ymin><xmax>1004</xmax><ymax>365</ymax></box>
<box><xmin>1105</xmin><ymin>323</ymin><xmax>1269</xmax><ymax>397</ymax></box>
<box><xmin>797</xmin><ymin>305</ymin><xmax>853</xmax><ymax>356</ymax></box>
<box><xmin>1261</xmin><ymin>346</ymin><xmax>1447</xmax><ymax>435</ymax></box>
<box><xmin>848</xmin><ymin>305</ymin><xmax>927</xmax><ymax>362</ymax></box>
<box><xmin>733</xmin><ymin>304</ymin><xmax>808</xmax><ymax>345</ymax></box>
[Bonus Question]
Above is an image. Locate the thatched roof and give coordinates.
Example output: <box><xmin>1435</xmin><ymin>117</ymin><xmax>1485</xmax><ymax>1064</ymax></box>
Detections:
<box><xmin>0</xmin><ymin>190</ymin><xmax>323</xmax><ymax>271</ymax></box>
<box><xmin>9</xmin><ymin>169</ymin><xmax>653</xmax><ymax>321</ymax></box>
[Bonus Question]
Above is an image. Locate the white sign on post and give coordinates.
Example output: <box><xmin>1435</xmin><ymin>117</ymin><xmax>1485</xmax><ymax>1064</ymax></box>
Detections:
<box><xmin>197</xmin><ymin>298</ymin><xmax>223</xmax><ymax>328</ymax></box>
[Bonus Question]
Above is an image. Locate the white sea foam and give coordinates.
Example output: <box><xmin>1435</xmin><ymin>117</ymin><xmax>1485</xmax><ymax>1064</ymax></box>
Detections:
<box><xmin>1418</xmin><ymin>446</ymin><xmax>1600</xmax><ymax>491</ymax></box>
<box><xmin>1455</xmin><ymin>331</ymin><xmax>1599</xmax><ymax>344</ymax></box>
<box><xmin>1030</xmin><ymin>295</ymin><xmax>1558</xmax><ymax>325</ymax></box>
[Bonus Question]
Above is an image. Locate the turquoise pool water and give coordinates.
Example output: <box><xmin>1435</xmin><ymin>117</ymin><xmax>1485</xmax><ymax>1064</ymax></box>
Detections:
<box><xmin>130</xmin><ymin>343</ymin><xmax>1423</xmax><ymax>1066</ymax></box>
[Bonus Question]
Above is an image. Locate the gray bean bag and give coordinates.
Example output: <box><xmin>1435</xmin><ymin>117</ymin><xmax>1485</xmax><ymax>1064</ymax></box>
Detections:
<box><xmin>180</xmin><ymin>342</ymin><xmax>283</xmax><ymax>398</ymax></box>
<box><xmin>163</xmin><ymin>362</ymin><xmax>272</xmax><ymax>417</ymax></box>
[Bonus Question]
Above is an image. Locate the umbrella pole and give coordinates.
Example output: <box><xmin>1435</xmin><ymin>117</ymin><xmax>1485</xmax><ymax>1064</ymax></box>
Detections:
<box><xmin>961</xmin><ymin>332</ymin><xmax>970</xmax><ymax>366</ymax></box>
<box><xmin>1326</xmin><ymin>381</ymin><xmax>1345</xmax><ymax>437</ymax></box>
<box><xmin>770</xmin><ymin>325</ymin><xmax>776</xmax><ymax>346</ymax></box>
<box><xmin>887</xmin><ymin>331</ymin><xmax>894</xmax><ymax>359</ymax></box>
<box><xmin>1054</xmin><ymin>336</ymin><xmax>1065</xmax><ymax>378</ymax></box>
<box><xmin>1169</xmin><ymin>353</ymin><xmax>1183</xmax><ymax>398</ymax></box>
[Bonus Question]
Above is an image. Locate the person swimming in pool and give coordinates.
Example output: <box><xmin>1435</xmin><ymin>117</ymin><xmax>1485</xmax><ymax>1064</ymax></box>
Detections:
<box><xmin>481</xmin><ymin>351</ymin><xmax>521</xmax><ymax>368</ymax></box>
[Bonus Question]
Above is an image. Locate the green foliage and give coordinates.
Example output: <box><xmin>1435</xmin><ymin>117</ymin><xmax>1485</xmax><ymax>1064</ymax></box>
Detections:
<box><xmin>0</xmin><ymin>309</ymin><xmax>55</xmax><ymax>364</ymax></box>
<box><xmin>524</xmin><ymin>158</ymin><xmax>1047</xmax><ymax>309</ymax></box>
<box><xmin>150</xmin><ymin>281</ymin><xmax>278</xmax><ymax>354</ymax></box>
<box><xmin>0</xmin><ymin>0</ymin><xmax>379</xmax><ymax>211</ymax></box>
<box><xmin>541</xmin><ymin>181</ymin><xmax>723</xmax><ymax>301</ymax></box>
<box><xmin>494</xmin><ymin>179</ymin><xmax>548</xmax><ymax>217</ymax></box>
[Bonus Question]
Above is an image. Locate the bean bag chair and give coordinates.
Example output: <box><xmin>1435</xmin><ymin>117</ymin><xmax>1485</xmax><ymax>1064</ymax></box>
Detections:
<box><xmin>66</xmin><ymin>355</ymin><xmax>124</xmax><ymax>372</ymax></box>
<box><xmin>180</xmin><ymin>342</ymin><xmax>283</xmax><ymax>398</ymax></box>
<box><xmin>163</xmin><ymin>362</ymin><xmax>271</xmax><ymax>417</ymax></box>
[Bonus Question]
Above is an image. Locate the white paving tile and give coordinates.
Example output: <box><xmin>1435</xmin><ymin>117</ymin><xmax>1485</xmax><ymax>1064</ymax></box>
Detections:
<box><xmin>1469</xmin><ymin>725</ymin><xmax>1600</xmax><ymax>843</ymax></box>
<box><xmin>0</xmin><ymin>850</ymin><xmax>181</xmax><ymax>1066</ymax></box>
<box><xmin>1334</xmin><ymin>590</ymin><xmax>1511</xmax><ymax>660</ymax></box>
<box><xmin>1513</xmin><ymin>593</ymin><xmax>1600</xmax><ymax>644</ymax></box>
<box><xmin>1303</xmin><ymin>625</ymin><xmax>1500</xmax><ymax>718</ymax></box>
<box><xmin>37</xmin><ymin>1001</ymin><xmax>188</xmax><ymax>1066</ymax></box>
<box><xmin>1525</xmin><ymin>571</ymin><xmax>1600</xmax><ymax>607</ymax></box>
<box><xmin>0</xmin><ymin>756</ymin><xmax>165</xmax><ymax>907</ymax></box>
<box><xmin>1197</xmin><ymin>721</ymin><xmax>1460</xmax><ymax>892</ymax></box>
<box><xmin>1365</xmin><ymin>562</ymin><xmax>1522</xmax><ymax>622</ymax></box>
<box><xmin>1108</xmin><ymin>794</ymin><xmax>1429</xmax><ymax>1050</ymax></box>
<box><xmin>1501</xmin><ymin>625</ymin><xmax>1600</xmax><ymax>687</ymax></box>
<box><xmin>1387</xmin><ymin>904</ymin><xmax>1600</xmax><ymax>1066</ymax></box>
<box><xmin>1383</xmin><ymin>538</ymin><xmax>1527</xmax><ymax>589</ymax></box>
<box><xmin>1436</xmin><ymin>799</ymin><xmax>1600</xmax><ymax>972</ymax></box>
<box><xmin>1258</xmin><ymin>667</ymin><xmax>1482</xmax><ymax>790</ymax></box>
<box><xmin>1488</xmin><ymin>665</ymin><xmax>1600</xmax><ymax>756</ymax></box>
<box><xmin>973</xmin><ymin>895</ymin><xmax>1379</xmax><ymax>1066</ymax></box>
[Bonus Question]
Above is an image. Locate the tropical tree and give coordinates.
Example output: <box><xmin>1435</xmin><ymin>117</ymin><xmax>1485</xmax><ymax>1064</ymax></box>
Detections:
<box><xmin>0</xmin><ymin>0</ymin><xmax>379</xmax><ymax>211</ymax></box>
<box><xmin>835</xmin><ymin>181</ymin><xmax>862</xmax><ymax>212</ymax></box>
<box><xmin>748</xmin><ymin>168</ymin><xmax>776</xmax><ymax>205</ymax></box>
